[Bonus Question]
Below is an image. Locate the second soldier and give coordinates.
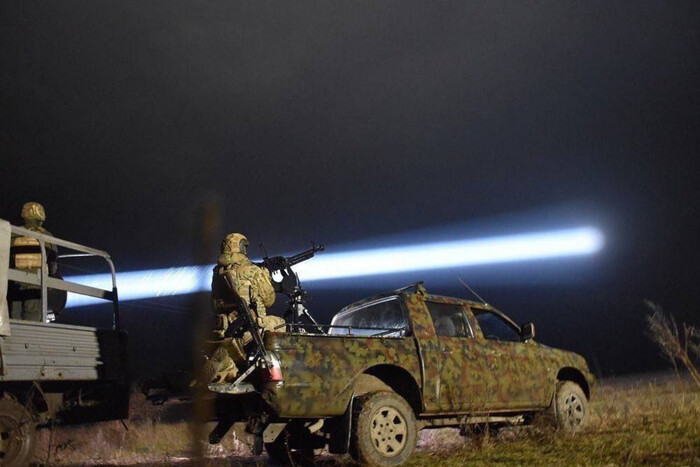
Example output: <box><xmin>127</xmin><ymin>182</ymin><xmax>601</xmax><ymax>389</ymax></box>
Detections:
<box><xmin>202</xmin><ymin>233</ymin><xmax>285</xmax><ymax>384</ymax></box>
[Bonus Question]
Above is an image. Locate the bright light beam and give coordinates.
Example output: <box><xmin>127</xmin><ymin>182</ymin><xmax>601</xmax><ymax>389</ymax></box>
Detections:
<box><xmin>64</xmin><ymin>226</ymin><xmax>603</xmax><ymax>308</ymax></box>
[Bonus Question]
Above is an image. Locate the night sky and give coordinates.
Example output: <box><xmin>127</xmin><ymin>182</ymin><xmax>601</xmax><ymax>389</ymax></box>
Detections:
<box><xmin>2</xmin><ymin>1</ymin><xmax>699</xmax><ymax>378</ymax></box>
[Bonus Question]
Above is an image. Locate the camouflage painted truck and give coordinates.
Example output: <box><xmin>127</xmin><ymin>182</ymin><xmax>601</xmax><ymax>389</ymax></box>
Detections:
<box><xmin>0</xmin><ymin>219</ymin><xmax>129</xmax><ymax>465</ymax></box>
<box><xmin>209</xmin><ymin>282</ymin><xmax>594</xmax><ymax>466</ymax></box>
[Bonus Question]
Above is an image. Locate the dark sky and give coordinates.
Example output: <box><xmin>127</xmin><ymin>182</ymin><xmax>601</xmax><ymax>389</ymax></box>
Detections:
<box><xmin>2</xmin><ymin>1</ymin><xmax>699</xmax><ymax>377</ymax></box>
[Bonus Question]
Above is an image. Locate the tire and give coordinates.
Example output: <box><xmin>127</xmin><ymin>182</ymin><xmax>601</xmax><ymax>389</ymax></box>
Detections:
<box><xmin>350</xmin><ymin>391</ymin><xmax>417</xmax><ymax>466</ymax></box>
<box><xmin>0</xmin><ymin>399</ymin><xmax>36</xmax><ymax>466</ymax></box>
<box><xmin>550</xmin><ymin>381</ymin><xmax>589</xmax><ymax>433</ymax></box>
<box><xmin>265</xmin><ymin>421</ymin><xmax>322</xmax><ymax>465</ymax></box>
<box><xmin>264</xmin><ymin>437</ymin><xmax>290</xmax><ymax>464</ymax></box>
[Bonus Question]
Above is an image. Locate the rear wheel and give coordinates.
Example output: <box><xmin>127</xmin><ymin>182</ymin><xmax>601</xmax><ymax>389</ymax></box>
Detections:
<box><xmin>551</xmin><ymin>381</ymin><xmax>589</xmax><ymax>432</ymax></box>
<box><xmin>265</xmin><ymin>420</ymin><xmax>323</xmax><ymax>465</ymax></box>
<box><xmin>351</xmin><ymin>391</ymin><xmax>417</xmax><ymax>466</ymax></box>
<box><xmin>0</xmin><ymin>399</ymin><xmax>36</xmax><ymax>466</ymax></box>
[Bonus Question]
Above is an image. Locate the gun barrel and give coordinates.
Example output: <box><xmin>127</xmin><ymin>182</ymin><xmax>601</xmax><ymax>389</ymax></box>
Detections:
<box><xmin>259</xmin><ymin>242</ymin><xmax>324</xmax><ymax>274</ymax></box>
<box><xmin>285</xmin><ymin>243</ymin><xmax>325</xmax><ymax>268</ymax></box>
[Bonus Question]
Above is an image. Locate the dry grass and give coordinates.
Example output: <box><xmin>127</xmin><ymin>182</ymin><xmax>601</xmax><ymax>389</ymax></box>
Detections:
<box><xmin>32</xmin><ymin>392</ymin><xmax>251</xmax><ymax>465</ymax></box>
<box><xmin>33</xmin><ymin>373</ymin><xmax>700</xmax><ymax>466</ymax></box>
<box><xmin>645</xmin><ymin>301</ymin><xmax>700</xmax><ymax>389</ymax></box>
<box><xmin>409</xmin><ymin>374</ymin><xmax>700</xmax><ymax>466</ymax></box>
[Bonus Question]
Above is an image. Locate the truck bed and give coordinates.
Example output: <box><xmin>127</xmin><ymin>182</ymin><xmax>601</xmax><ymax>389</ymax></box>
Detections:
<box><xmin>262</xmin><ymin>331</ymin><xmax>423</xmax><ymax>418</ymax></box>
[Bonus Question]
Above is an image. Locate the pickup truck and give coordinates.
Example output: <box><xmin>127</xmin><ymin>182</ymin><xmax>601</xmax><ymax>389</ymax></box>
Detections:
<box><xmin>0</xmin><ymin>219</ymin><xmax>129</xmax><ymax>465</ymax></box>
<box><xmin>209</xmin><ymin>282</ymin><xmax>594</xmax><ymax>466</ymax></box>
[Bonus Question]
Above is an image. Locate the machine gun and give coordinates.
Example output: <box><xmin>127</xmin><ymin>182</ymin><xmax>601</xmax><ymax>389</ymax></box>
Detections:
<box><xmin>258</xmin><ymin>242</ymin><xmax>324</xmax><ymax>286</ymax></box>
<box><xmin>257</xmin><ymin>242</ymin><xmax>325</xmax><ymax>333</ymax></box>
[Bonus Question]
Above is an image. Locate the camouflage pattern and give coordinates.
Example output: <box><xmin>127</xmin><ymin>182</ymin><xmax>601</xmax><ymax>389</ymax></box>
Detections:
<box><xmin>220</xmin><ymin>232</ymin><xmax>249</xmax><ymax>255</ymax></box>
<box><xmin>258</xmin><ymin>289</ymin><xmax>594</xmax><ymax>419</ymax></box>
<box><xmin>21</xmin><ymin>201</ymin><xmax>46</xmax><ymax>222</ymax></box>
<box><xmin>201</xmin><ymin>233</ymin><xmax>281</xmax><ymax>384</ymax></box>
<box><xmin>10</xmin><ymin>202</ymin><xmax>57</xmax><ymax>321</ymax></box>
<box><xmin>261</xmin><ymin>332</ymin><xmax>422</xmax><ymax>417</ymax></box>
<box><xmin>212</xmin><ymin>234</ymin><xmax>275</xmax><ymax>317</ymax></box>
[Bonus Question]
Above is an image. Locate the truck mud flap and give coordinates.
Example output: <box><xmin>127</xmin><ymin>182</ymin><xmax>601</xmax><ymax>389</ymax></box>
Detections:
<box><xmin>327</xmin><ymin>394</ymin><xmax>353</xmax><ymax>454</ymax></box>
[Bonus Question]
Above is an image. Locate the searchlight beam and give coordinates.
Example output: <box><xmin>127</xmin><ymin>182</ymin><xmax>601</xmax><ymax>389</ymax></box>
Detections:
<box><xmin>64</xmin><ymin>226</ymin><xmax>603</xmax><ymax>308</ymax></box>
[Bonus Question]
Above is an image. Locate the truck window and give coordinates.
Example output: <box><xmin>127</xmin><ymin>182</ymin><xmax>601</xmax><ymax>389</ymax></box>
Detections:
<box><xmin>330</xmin><ymin>297</ymin><xmax>407</xmax><ymax>336</ymax></box>
<box><xmin>426</xmin><ymin>302</ymin><xmax>472</xmax><ymax>338</ymax></box>
<box><xmin>472</xmin><ymin>309</ymin><xmax>521</xmax><ymax>342</ymax></box>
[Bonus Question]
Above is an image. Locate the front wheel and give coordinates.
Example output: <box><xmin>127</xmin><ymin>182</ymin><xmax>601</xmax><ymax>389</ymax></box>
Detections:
<box><xmin>351</xmin><ymin>391</ymin><xmax>417</xmax><ymax>466</ymax></box>
<box><xmin>550</xmin><ymin>381</ymin><xmax>589</xmax><ymax>433</ymax></box>
<box><xmin>0</xmin><ymin>399</ymin><xmax>36</xmax><ymax>466</ymax></box>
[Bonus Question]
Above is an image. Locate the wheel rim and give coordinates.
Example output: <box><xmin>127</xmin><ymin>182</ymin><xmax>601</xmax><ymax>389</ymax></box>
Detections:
<box><xmin>370</xmin><ymin>406</ymin><xmax>407</xmax><ymax>457</ymax></box>
<box><xmin>0</xmin><ymin>414</ymin><xmax>23</xmax><ymax>462</ymax></box>
<box><xmin>562</xmin><ymin>392</ymin><xmax>585</xmax><ymax>429</ymax></box>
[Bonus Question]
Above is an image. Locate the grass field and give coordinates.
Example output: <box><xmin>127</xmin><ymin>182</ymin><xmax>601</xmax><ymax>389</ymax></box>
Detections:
<box><xmin>410</xmin><ymin>374</ymin><xmax>700</xmax><ymax>466</ymax></box>
<box><xmin>33</xmin><ymin>373</ymin><xmax>700</xmax><ymax>466</ymax></box>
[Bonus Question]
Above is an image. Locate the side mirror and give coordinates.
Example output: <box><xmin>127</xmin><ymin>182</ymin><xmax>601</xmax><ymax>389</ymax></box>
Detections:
<box><xmin>521</xmin><ymin>322</ymin><xmax>535</xmax><ymax>341</ymax></box>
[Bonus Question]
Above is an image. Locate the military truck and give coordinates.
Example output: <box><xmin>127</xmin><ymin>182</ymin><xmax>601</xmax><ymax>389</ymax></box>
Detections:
<box><xmin>0</xmin><ymin>219</ymin><xmax>128</xmax><ymax>465</ymax></box>
<box><xmin>209</xmin><ymin>282</ymin><xmax>594</xmax><ymax>466</ymax></box>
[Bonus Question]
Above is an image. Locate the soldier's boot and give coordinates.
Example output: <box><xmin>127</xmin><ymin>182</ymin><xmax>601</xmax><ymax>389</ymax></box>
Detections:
<box><xmin>198</xmin><ymin>347</ymin><xmax>237</xmax><ymax>385</ymax></box>
<box><xmin>222</xmin><ymin>365</ymin><xmax>239</xmax><ymax>383</ymax></box>
<box><xmin>213</xmin><ymin>356</ymin><xmax>237</xmax><ymax>383</ymax></box>
<box><xmin>210</xmin><ymin>348</ymin><xmax>237</xmax><ymax>383</ymax></box>
<box><xmin>191</xmin><ymin>360</ymin><xmax>234</xmax><ymax>387</ymax></box>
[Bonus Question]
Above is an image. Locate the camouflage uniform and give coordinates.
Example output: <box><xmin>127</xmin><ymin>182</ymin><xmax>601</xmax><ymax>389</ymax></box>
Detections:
<box><xmin>202</xmin><ymin>233</ymin><xmax>284</xmax><ymax>384</ymax></box>
<box><xmin>9</xmin><ymin>202</ymin><xmax>57</xmax><ymax>322</ymax></box>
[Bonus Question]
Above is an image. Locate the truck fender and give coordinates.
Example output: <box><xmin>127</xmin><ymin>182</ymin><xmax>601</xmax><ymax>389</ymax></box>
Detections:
<box><xmin>29</xmin><ymin>382</ymin><xmax>63</xmax><ymax>422</ymax></box>
<box><xmin>2</xmin><ymin>382</ymin><xmax>61</xmax><ymax>423</ymax></box>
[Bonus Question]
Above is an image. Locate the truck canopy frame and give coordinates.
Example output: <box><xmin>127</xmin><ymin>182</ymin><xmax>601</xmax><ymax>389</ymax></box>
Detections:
<box><xmin>1</xmin><ymin>220</ymin><xmax>120</xmax><ymax>330</ymax></box>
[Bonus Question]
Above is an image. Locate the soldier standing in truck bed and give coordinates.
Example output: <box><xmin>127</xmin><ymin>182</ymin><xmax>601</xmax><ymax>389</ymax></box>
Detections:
<box><xmin>9</xmin><ymin>202</ymin><xmax>57</xmax><ymax>321</ymax></box>
<box><xmin>201</xmin><ymin>232</ymin><xmax>284</xmax><ymax>383</ymax></box>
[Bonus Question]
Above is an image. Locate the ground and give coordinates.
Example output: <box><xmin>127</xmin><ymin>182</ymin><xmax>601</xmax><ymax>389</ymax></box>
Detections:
<box><xmin>32</xmin><ymin>372</ymin><xmax>700</xmax><ymax>466</ymax></box>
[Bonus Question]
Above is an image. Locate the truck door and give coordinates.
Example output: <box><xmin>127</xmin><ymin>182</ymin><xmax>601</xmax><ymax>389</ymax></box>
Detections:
<box><xmin>422</xmin><ymin>300</ymin><xmax>495</xmax><ymax>413</ymax></box>
<box><xmin>469</xmin><ymin>307</ymin><xmax>550</xmax><ymax>409</ymax></box>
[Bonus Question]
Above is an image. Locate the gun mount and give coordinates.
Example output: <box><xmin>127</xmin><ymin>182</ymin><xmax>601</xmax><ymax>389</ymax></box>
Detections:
<box><xmin>257</xmin><ymin>241</ymin><xmax>325</xmax><ymax>333</ymax></box>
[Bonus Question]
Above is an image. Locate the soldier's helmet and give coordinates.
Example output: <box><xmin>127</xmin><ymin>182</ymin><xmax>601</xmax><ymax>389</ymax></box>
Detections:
<box><xmin>221</xmin><ymin>233</ymin><xmax>249</xmax><ymax>256</ymax></box>
<box><xmin>21</xmin><ymin>202</ymin><xmax>46</xmax><ymax>222</ymax></box>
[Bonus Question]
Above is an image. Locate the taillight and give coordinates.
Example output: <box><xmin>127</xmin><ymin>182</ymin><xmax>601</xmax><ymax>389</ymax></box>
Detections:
<box><xmin>266</xmin><ymin>365</ymin><xmax>283</xmax><ymax>382</ymax></box>
<box><xmin>262</xmin><ymin>353</ymin><xmax>283</xmax><ymax>382</ymax></box>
